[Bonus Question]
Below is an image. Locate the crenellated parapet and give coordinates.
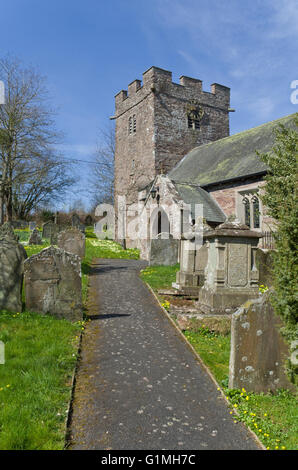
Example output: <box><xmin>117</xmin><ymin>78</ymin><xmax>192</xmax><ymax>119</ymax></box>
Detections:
<box><xmin>114</xmin><ymin>66</ymin><xmax>230</xmax><ymax>116</ymax></box>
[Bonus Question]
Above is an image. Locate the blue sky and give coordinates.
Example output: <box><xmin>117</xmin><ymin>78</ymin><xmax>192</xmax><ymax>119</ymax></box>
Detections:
<box><xmin>1</xmin><ymin>0</ymin><xmax>297</xmax><ymax>210</ymax></box>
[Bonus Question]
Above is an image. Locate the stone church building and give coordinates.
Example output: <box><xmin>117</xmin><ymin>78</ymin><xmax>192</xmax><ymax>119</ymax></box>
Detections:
<box><xmin>112</xmin><ymin>66</ymin><xmax>296</xmax><ymax>259</ymax></box>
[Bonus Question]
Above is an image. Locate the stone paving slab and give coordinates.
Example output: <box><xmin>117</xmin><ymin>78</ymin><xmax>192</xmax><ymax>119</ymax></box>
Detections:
<box><xmin>68</xmin><ymin>259</ymin><xmax>261</xmax><ymax>450</ymax></box>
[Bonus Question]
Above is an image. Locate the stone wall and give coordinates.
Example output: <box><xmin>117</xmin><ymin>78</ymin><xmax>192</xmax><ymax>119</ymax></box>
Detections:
<box><xmin>208</xmin><ymin>180</ymin><xmax>275</xmax><ymax>233</ymax></box>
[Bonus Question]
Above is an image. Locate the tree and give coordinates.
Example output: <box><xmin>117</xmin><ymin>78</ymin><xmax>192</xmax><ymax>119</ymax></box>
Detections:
<box><xmin>0</xmin><ymin>56</ymin><xmax>75</xmax><ymax>221</ymax></box>
<box><xmin>258</xmin><ymin>113</ymin><xmax>298</xmax><ymax>340</ymax></box>
<box><xmin>89</xmin><ymin>124</ymin><xmax>115</xmax><ymax>206</ymax></box>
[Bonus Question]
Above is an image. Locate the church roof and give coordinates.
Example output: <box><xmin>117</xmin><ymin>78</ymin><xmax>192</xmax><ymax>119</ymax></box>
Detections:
<box><xmin>173</xmin><ymin>182</ymin><xmax>226</xmax><ymax>223</ymax></box>
<box><xmin>168</xmin><ymin>113</ymin><xmax>296</xmax><ymax>187</ymax></box>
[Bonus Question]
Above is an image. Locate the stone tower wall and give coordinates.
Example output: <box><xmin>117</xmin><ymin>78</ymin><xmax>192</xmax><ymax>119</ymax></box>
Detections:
<box><xmin>113</xmin><ymin>66</ymin><xmax>231</xmax><ymax>244</ymax></box>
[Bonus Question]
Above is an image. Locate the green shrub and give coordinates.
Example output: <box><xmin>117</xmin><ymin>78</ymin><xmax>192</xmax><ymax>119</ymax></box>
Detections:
<box><xmin>258</xmin><ymin>114</ymin><xmax>298</xmax><ymax>342</ymax></box>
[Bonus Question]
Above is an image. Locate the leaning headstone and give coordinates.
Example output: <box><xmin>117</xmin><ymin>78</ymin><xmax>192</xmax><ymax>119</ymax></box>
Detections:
<box><xmin>0</xmin><ymin>230</ymin><xmax>27</xmax><ymax>312</ymax></box>
<box><xmin>24</xmin><ymin>246</ymin><xmax>82</xmax><ymax>321</ymax></box>
<box><xmin>28</xmin><ymin>228</ymin><xmax>43</xmax><ymax>245</ymax></box>
<box><xmin>149</xmin><ymin>233</ymin><xmax>179</xmax><ymax>266</ymax></box>
<box><xmin>229</xmin><ymin>292</ymin><xmax>295</xmax><ymax>393</ymax></box>
<box><xmin>57</xmin><ymin>227</ymin><xmax>85</xmax><ymax>259</ymax></box>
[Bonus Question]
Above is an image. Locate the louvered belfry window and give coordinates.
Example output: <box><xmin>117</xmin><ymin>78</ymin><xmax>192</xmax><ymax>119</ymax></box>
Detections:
<box><xmin>129</xmin><ymin>115</ymin><xmax>137</xmax><ymax>134</ymax></box>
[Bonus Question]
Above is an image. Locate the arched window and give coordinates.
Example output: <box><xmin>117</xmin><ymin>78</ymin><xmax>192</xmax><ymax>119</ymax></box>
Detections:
<box><xmin>241</xmin><ymin>194</ymin><xmax>261</xmax><ymax>229</ymax></box>
<box><xmin>242</xmin><ymin>197</ymin><xmax>250</xmax><ymax>227</ymax></box>
<box><xmin>252</xmin><ymin>196</ymin><xmax>260</xmax><ymax>229</ymax></box>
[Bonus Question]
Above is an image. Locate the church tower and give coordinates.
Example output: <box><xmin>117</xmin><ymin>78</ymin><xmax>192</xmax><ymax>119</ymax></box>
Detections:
<box><xmin>112</xmin><ymin>66</ymin><xmax>231</xmax><ymax>246</ymax></box>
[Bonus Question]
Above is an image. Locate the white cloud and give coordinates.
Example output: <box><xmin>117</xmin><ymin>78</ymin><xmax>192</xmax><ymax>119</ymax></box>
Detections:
<box><xmin>56</xmin><ymin>143</ymin><xmax>96</xmax><ymax>158</ymax></box>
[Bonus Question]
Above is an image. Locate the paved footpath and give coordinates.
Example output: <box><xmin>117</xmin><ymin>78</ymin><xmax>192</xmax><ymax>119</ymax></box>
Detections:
<box><xmin>68</xmin><ymin>258</ymin><xmax>261</xmax><ymax>450</ymax></box>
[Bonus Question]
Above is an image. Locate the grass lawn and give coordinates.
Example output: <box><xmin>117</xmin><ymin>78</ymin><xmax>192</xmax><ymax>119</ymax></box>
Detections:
<box><xmin>186</xmin><ymin>326</ymin><xmax>297</xmax><ymax>451</ymax></box>
<box><xmin>0</xmin><ymin>310</ymin><xmax>81</xmax><ymax>449</ymax></box>
<box><xmin>140</xmin><ymin>264</ymin><xmax>298</xmax><ymax>451</ymax></box>
<box><xmin>140</xmin><ymin>264</ymin><xmax>179</xmax><ymax>290</ymax></box>
<box><xmin>0</xmin><ymin>229</ymin><xmax>82</xmax><ymax>449</ymax></box>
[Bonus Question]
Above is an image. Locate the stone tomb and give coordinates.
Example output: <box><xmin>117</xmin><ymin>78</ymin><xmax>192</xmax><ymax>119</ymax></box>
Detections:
<box><xmin>57</xmin><ymin>227</ymin><xmax>85</xmax><ymax>259</ymax></box>
<box><xmin>229</xmin><ymin>293</ymin><xmax>294</xmax><ymax>393</ymax></box>
<box><xmin>24</xmin><ymin>246</ymin><xmax>82</xmax><ymax>321</ymax></box>
<box><xmin>174</xmin><ymin>221</ymin><xmax>212</xmax><ymax>295</ymax></box>
<box><xmin>0</xmin><ymin>229</ymin><xmax>27</xmax><ymax>312</ymax></box>
<box><xmin>198</xmin><ymin>220</ymin><xmax>262</xmax><ymax>313</ymax></box>
<box><xmin>149</xmin><ymin>233</ymin><xmax>178</xmax><ymax>266</ymax></box>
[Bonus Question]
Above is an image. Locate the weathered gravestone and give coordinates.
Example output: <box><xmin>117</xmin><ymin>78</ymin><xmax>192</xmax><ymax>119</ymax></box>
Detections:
<box><xmin>0</xmin><ymin>228</ymin><xmax>27</xmax><ymax>312</ymax></box>
<box><xmin>57</xmin><ymin>227</ymin><xmax>85</xmax><ymax>259</ymax></box>
<box><xmin>24</xmin><ymin>246</ymin><xmax>82</xmax><ymax>321</ymax></box>
<box><xmin>28</xmin><ymin>228</ymin><xmax>42</xmax><ymax>245</ymax></box>
<box><xmin>229</xmin><ymin>292</ymin><xmax>295</xmax><ymax>393</ymax></box>
<box><xmin>50</xmin><ymin>224</ymin><xmax>69</xmax><ymax>245</ymax></box>
<box><xmin>72</xmin><ymin>213</ymin><xmax>85</xmax><ymax>233</ymax></box>
<box><xmin>149</xmin><ymin>233</ymin><xmax>179</xmax><ymax>266</ymax></box>
<box><xmin>42</xmin><ymin>221</ymin><xmax>57</xmax><ymax>239</ymax></box>
<box><xmin>0</xmin><ymin>222</ymin><xmax>19</xmax><ymax>241</ymax></box>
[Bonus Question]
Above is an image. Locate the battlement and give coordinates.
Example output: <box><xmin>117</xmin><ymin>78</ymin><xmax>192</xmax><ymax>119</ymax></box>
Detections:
<box><xmin>114</xmin><ymin>66</ymin><xmax>230</xmax><ymax>110</ymax></box>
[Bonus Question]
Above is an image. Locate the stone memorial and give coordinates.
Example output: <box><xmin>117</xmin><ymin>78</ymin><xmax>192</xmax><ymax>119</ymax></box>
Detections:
<box><xmin>57</xmin><ymin>227</ymin><xmax>85</xmax><ymax>259</ymax></box>
<box><xmin>24</xmin><ymin>246</ymin><xmax>82</xmax><ymax>321</ymax></box>
<box><xmin>198</xmin><ymin>220</ymin><xmax>262</xmax><ymax>313</ymax></box>
<box><xmin>28</xmin><ymin>228</ymin><xmax>42</xmax><ymax>245</ymax></box>
<box><xmin>174</xmin><ymin>220</ymin><xmax>212</xmax><ymax>295</ymax></box>
<box><xmin>149</xmin><ymin>232</ymin><xmax>178</xmax><ymax>266</ymax></box>
<box><xmin>42</xmin><ymin>221</ymin><xmax>57</xmax><ymax>239</ymax></box>
<box><xmin>229</xmin><ymin>292</ymin><xmax>295</xmax><ymax>393</ymax></box>
<box><xmin>71</xmin><ymin>213</ymin><xmax>85</xmax><ymax>233</ymax></box>
<box><xmin>0</xmin><ymin>222</ymin><xmax>19</xmax><ymax>241</ymax></box>
<box><xmin>0</xmin><ymin>229</ymin><xmax>27</xmax><ymax>312</ymax></box>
